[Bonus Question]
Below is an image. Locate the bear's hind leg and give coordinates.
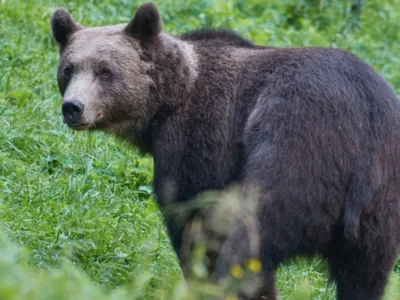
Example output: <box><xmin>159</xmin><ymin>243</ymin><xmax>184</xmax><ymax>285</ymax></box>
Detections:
<box><xmin>327</xmin><ymin>239</ymin><xmax>398</xmax><ymax>300</ymax></box>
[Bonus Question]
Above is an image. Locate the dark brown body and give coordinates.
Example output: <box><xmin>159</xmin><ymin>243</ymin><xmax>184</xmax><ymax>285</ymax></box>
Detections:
<box><xmin>51</xmin><ymin>3</ymin><xmax>400</xmax><ymax>299</ymax></box>
<box><xmin>156</xmin><ymin>35</ymin><xmax>400</xmax><ymax>300</ymax></box>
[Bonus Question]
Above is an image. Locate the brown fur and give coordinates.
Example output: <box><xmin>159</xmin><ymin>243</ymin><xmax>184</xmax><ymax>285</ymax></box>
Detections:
<box><xmin>51</xmin><ymin>3</ymin><xmax>400</xmax><ymax>299</ymax></box>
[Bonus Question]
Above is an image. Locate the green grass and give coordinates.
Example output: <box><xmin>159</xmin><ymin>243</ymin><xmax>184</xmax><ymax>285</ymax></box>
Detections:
<box><xmin>0</xmin><ymin>0</ymin><xmax>399</xmax><ymax>299</ymax></box>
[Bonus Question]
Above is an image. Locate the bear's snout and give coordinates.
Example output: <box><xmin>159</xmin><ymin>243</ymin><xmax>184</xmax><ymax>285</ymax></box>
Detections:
<box><xmin>62</xmin><ymin>99</ymin><xmax>84</xmax><ymax>128</ymax></box>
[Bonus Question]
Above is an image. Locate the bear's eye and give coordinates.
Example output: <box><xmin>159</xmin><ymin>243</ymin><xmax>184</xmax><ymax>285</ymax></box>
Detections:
<box><xmin>63</xmin><ymin>66</ymin><xmax>73</xmax><ymax>78</ymax></box>
<box><xmin>99</xmin><ymin>68</ymin><xmax>112</xmax><ymax>78</ymax></box>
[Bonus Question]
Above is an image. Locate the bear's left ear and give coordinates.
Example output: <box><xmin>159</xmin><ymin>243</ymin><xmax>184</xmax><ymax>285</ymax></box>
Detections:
<box><xmin>124</xmin><ymin>2</ymin><xmax>162</xmax><ymax>44</ymax></box>
<box><xmin>51</xmin><ymin>8</ymin><xmax>82</xmax><ymax>48</ymax></box>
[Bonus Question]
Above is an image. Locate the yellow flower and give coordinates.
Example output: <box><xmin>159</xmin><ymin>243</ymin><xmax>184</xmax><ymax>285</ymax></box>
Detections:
<box><xmin>226</xmin><ymin>295</ymin><xmax>238</xmax><ymax>300</ymax></box>
<box><xmin>246</xmin><ymin>258</ymin><xmax>262</xmax><ymax>273</ymax></box>
<box><xmin>230</xmin><ymin>264</ymin><xmax>244</xmax><ymax>279</ymax></box>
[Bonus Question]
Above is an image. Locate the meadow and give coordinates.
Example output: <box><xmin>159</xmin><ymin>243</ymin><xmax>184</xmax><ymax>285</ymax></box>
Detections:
<box><xmin>0</xmin><ymin>0</ymin><xmax>399</xmax><ymax>299</ymax></box>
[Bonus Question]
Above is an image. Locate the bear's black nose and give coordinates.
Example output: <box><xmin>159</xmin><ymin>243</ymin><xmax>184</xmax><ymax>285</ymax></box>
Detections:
<box><xmin>62</xmin><ymin>99</ymin><xmax>84</xmax><ymax>125</ymax></box>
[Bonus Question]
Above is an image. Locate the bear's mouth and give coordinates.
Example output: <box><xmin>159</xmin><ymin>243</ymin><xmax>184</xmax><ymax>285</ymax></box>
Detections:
<box><xmin>65</xmin><ymin>122</ymin><xmax>92</xmax><ymax>131</ymax></box>
<box><xmin>67</xmin><ymin>119</ymin><xmax>107</xmax><ymax>131</ymax></box>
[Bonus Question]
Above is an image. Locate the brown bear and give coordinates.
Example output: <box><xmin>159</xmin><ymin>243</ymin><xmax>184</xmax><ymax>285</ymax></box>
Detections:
<box><xmin>50</xmin><ymin>2</ymin><xmax>400</xmax><ymax>299</ymax></box>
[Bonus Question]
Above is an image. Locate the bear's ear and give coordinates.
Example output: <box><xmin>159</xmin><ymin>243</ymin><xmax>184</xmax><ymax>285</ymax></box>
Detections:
<box><xmin>51</xmin><ymin>8</ymin><xmax>82</xmax><ymax>47</ymax></box>
<box><xmin>124</xmin><ymin>2</ymin><xmax>162</xmax><ymax>43</ymax></box>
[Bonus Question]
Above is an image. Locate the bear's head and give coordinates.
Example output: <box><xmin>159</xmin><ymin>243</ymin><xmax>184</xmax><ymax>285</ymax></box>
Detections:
<box><xmin>51</xmin><ymin>3</ymin><xmax>195</xmax><ymax>149</ymax></box>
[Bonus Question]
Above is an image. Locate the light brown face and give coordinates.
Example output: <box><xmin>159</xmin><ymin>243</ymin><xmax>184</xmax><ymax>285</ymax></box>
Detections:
<box><xmin>56</xmin><ymin>27</ymin><xmax>153</xmax><ymax>132</ymax></box>
<box><xmin>51</xmin><ymin>3</ymin><xmax>162</xmax><ymax>135</ymax></box>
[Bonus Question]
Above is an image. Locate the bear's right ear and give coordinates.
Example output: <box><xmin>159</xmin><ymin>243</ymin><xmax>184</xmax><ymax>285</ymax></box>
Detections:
<box><xmin>124</xmin><ymin>2</ymin><xmax>162</xmax><ymax>44</ymax></box>
<box><xmin>51</xmin><ymin>8</ymin><xmax>82</xmax><ymax>48</ymax></box>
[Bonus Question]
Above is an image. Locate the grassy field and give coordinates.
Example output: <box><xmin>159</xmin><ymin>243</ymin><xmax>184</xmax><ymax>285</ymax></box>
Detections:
<box><xmin>0</xmin><ymin>0</ymin><xmax>399</xmax><ymax>299</ymax></box>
